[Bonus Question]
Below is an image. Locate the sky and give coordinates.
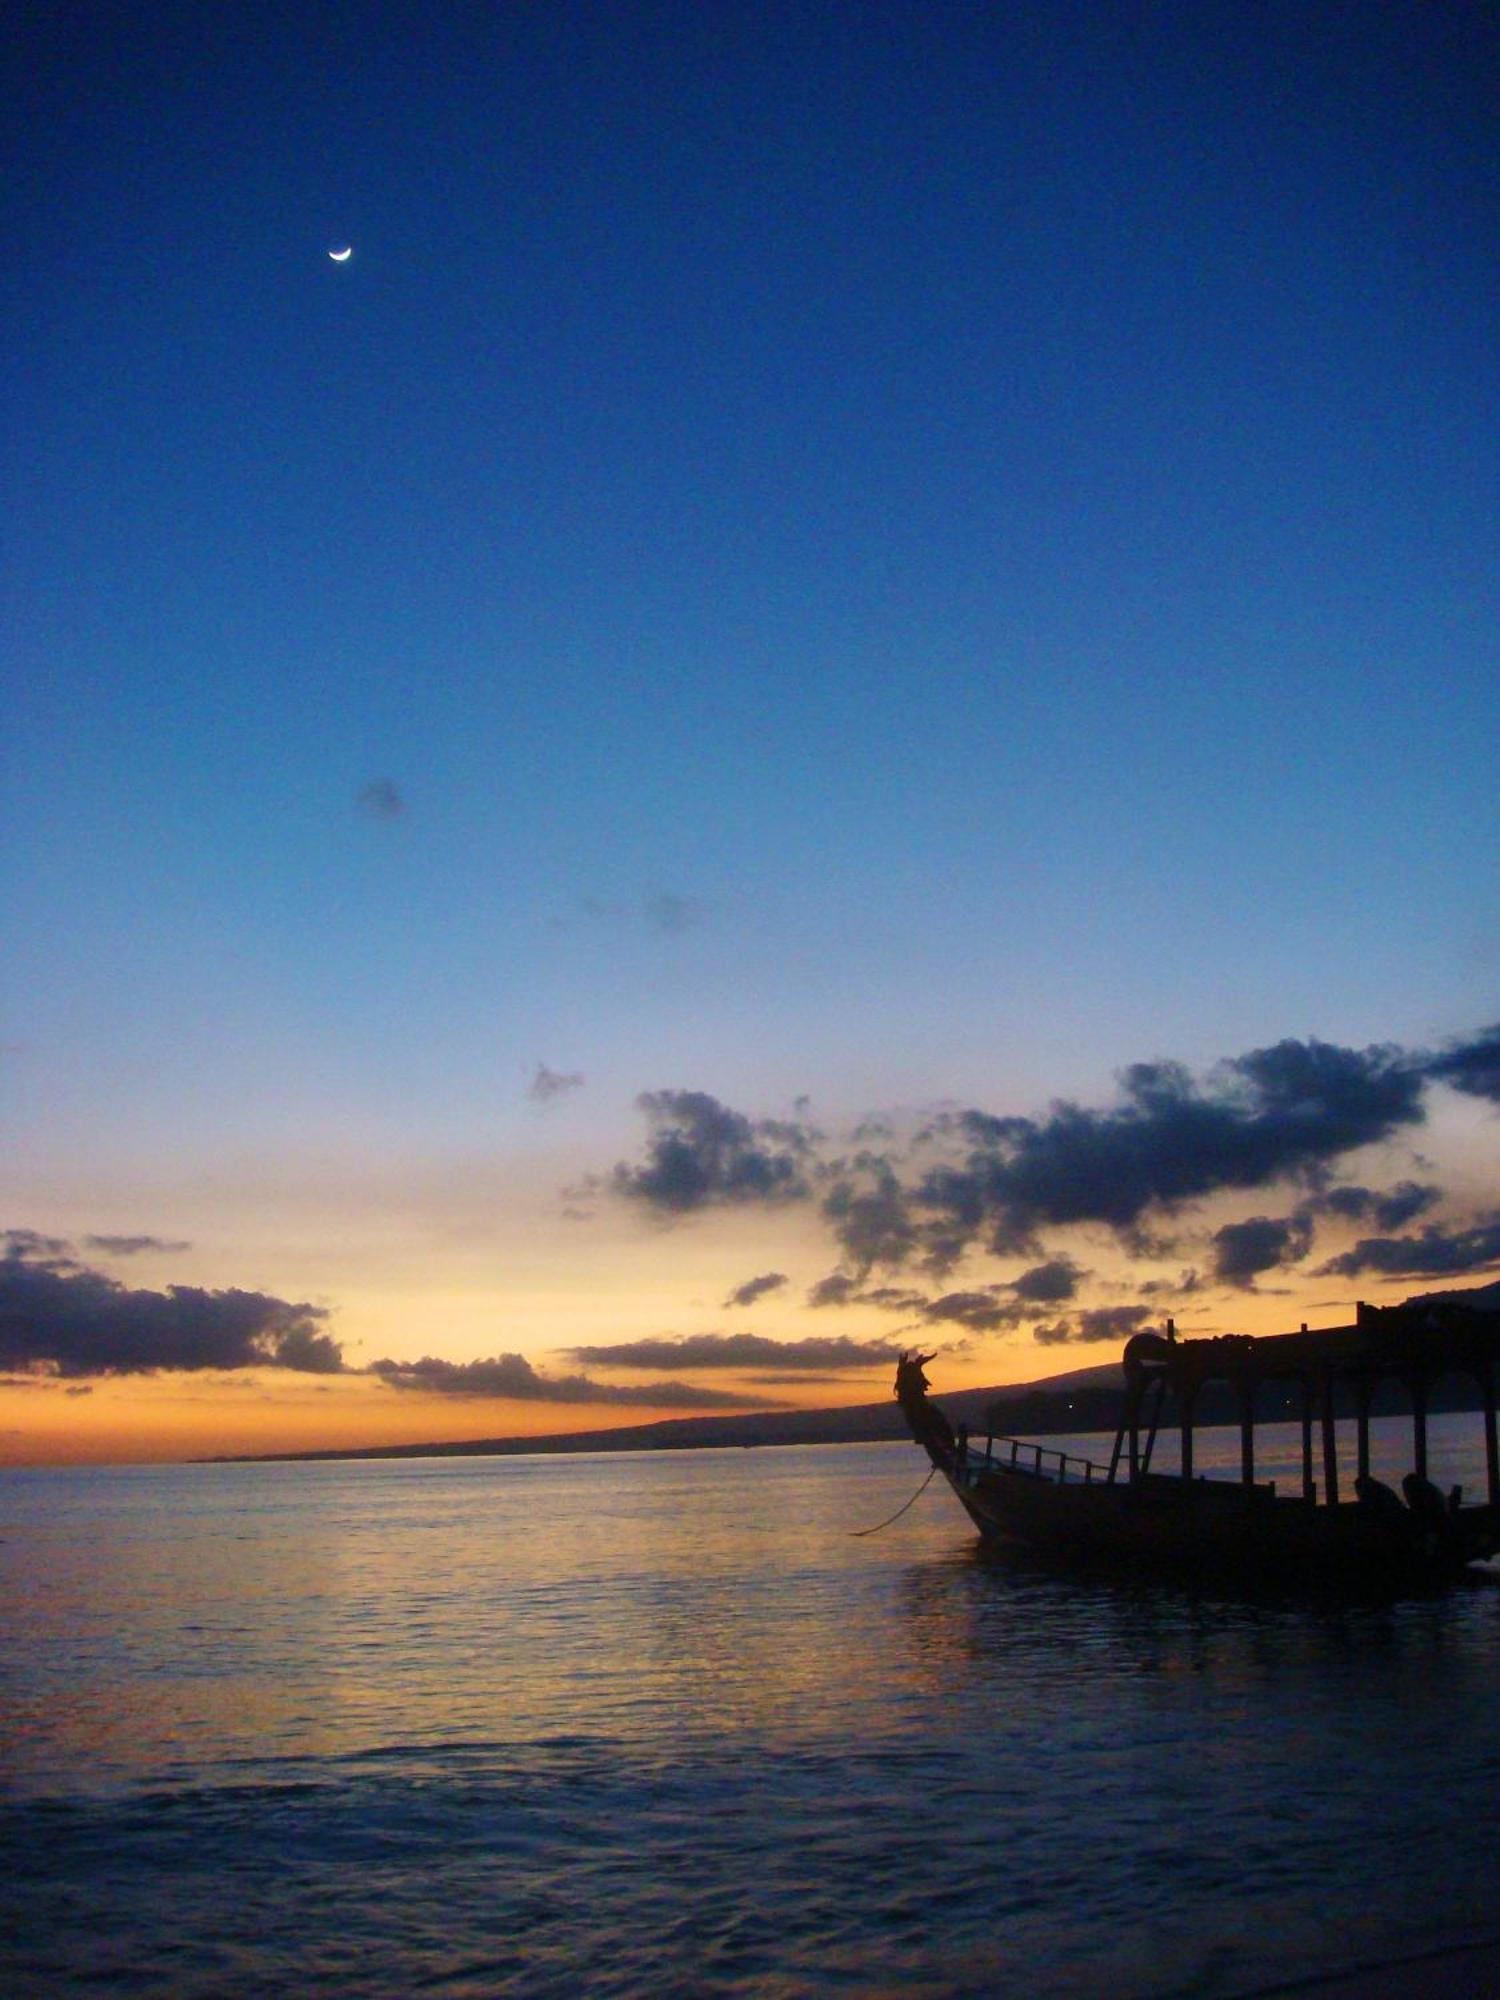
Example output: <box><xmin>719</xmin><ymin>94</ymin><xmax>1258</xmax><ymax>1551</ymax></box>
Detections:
<box><xmin>4</xmin><ymin>1</ymin><xmax>1497</xmax><ymax>1463</ymax></box>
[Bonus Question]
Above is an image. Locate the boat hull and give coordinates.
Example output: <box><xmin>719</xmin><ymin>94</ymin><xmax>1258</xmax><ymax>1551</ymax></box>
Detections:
<box><xmin>893</xmin><ymin>1335</ymin><xmax>1500</xmax><ymax>1594</ymax></box>
<box><xmin>943</xmin><ymin>1458</ymin><xmax>1498</xmax><ymax>1593</ymax></box>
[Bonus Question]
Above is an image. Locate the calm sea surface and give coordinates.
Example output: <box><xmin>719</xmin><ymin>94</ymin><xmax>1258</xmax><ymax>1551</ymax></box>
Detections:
<box><xmin>6</xmin><ymin>1417</ymin><xmax>1500</xmax><ymax>1997</ymax></box>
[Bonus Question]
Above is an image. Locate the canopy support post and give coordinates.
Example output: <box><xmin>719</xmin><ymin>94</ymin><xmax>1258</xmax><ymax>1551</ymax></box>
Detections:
<box><xmin>1181</xmin><ymin>1384</ymin><xmax>1196</xmax><ymax>1486</ymax></box>
<box><xmin>1356</xmin><ymin>1379</ymin><xmax>1371</xmax><ymax>1485</ymax></box>
<box><xmin>1320</xmin><ymin>1374</ymin><xmax>1339</xmax><ymax>1507</ymax></box>
<box><xmin>1412</xmin><ymin>1372</ymin><xmax>1429</xmax><ymax>1482</ymax></box>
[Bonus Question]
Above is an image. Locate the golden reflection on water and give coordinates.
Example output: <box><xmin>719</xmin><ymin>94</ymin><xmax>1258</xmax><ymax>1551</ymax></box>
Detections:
<box><xmin>6</xmin><ymin>1417</ymin><xmax>1499</xmax><ymax>1798</ymax></box>
<box><xmin>5</xmin><ymin>1444</ymin><xmax>985</xmax><ymax>1791</ymax></box>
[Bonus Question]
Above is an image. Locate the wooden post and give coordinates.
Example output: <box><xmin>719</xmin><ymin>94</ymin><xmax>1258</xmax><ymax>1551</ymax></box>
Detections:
<box><xmin>1240</xmin><ymin>1377</ymin><xmax>1255</xmax><ymax>1490</ymax></box>
<box><xmin>1412</xmin><ymin>1371</ymin><xmax>1429</xmax><ymax>1482</ymax></box>
<box><xmin>1321</xmin><ymin>1373</ymin><xmax>1339</xmax><ymax>1507</ymax></box>
<box><xmin>1356</xmin><ymin>1378</ymin><xmax>1371</xmax><ymax>1484</ymax></box>
<box><xmin>1300</xmin><ymin>1376</ymin><xmax>1315</xmax><ymax>1504</ymax></box>
<box><xmin>1181</xmin><ymin>1385</ymin><xmax>1196</xmax><ymax>1486</ymax></box>
<box><xmin>1141</xmin><ymin>1372</ymin><xmax>1163</xmax><ymax>1474</ymax></box>
<box><xmin>1484</xmin><ymin>1359</ymin><xmax>1499</xmax><ymax>1509</ymax></box>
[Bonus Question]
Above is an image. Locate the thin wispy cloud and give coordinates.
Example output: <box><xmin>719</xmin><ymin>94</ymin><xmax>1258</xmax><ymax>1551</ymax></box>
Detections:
<box><xmin>2</xmin><ymin>1229</ymin><xmax>72</xmax><ymax>1261</ymax></box>
<box><xmin>528</xmin><ymin>1063</ymin><xmax>585</xmax><ymax>1104</ymax></box>
<box><xmin>84</xmin><ymin>1234</ymin><xmax>192</xmax><ymax>1257</ymax></box>
<box><xmin>643</xmin><ymin>891</ymin><xmax>705</xmax><ymax>935</ymax></box>
<box><xmin>723</xmin><ymin>1272</ymin><xmax>787</xmax><ymax>1309</ymax></box>
<box><xmin>566</xmin><ymin>1332</ymin><xmax>900</xmax><ymax>1373</ymax></box>
<box><xmin>356</xmin><ymin>778</ymin><xmax>404</xmax><ymax>820</ymax></box>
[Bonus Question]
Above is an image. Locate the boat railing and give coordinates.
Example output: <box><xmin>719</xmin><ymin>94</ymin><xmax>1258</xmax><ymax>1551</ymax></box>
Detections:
<box><xmin>956</xmin><ymin>1430</ymin><xmax>1111</xmax><ymax>1488</ymax></box>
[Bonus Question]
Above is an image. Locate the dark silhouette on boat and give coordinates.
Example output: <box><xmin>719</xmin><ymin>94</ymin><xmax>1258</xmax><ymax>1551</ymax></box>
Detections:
<box><xmin>896</xmin><ymin>1298</ymin><xmax>1500</xmax><ymax>1592</ymax></box>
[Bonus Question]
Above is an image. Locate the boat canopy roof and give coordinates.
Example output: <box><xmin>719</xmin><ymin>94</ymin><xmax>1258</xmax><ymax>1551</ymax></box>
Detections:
<box><xmin>1124</xmin><ymin>1298</ymin><xmax>1500</xmax><ymax>1394</ymax></box>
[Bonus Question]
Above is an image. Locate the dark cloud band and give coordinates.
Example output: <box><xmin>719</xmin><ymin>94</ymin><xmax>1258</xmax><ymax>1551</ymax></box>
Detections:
<box><xmin>1318</xmin><ymin>1214</ymin><xmax>1500</xmax><ymax>1280</ymax></box>
<box><xmin>0</xmin><ymin>1236</ymin><xmax>340</xmax><ymax>1377</ymax></box>
<box><xmin>370</xmin><ymin>1352</ymin><xmax>779</xmax><ymax>1408</ymax></box>
<box><xmin>565</xmin><ymin>1332</ymin><xmax>899</xmax><ymax>1372</ymax></box>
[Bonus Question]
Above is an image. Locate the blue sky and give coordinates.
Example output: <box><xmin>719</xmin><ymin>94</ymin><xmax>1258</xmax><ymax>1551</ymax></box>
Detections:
<box><xmin>4</xmin><ymin>2</ymin><xmax>1497</xmax><ymax>1457</ymax></box>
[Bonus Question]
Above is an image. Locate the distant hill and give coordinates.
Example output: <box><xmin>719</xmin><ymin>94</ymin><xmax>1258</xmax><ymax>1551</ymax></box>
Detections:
<box><xmin>216</xmin><ymin>1282</ymin><xmax>1500</xmax><ymax>1463</ymax></box>
<box><xmin>1408</xmin><ymin>1278</ymin><xmax>1500</xmax><ymax>1312</ymax></box>
<box><xmin>216</xmin><ymin>1384</ymin><xmax>997</xmax><ymax>1463</ymax></box>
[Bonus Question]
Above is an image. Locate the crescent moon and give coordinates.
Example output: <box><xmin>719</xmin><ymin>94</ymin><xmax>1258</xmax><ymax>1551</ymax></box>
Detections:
<box><xmin>329</xmin><ymin>245</ymin><xmax>353</xmax><ymax>263</ymax></box>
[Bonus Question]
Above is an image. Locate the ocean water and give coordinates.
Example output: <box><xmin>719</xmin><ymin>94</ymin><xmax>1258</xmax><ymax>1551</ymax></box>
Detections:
<box><xmin>6</xmin><ymin>1418</ymin><xmax>1500</xmax><ymax>1998</ymax></box>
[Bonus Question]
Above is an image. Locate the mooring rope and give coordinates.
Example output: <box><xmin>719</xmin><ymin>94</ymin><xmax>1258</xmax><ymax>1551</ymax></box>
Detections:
<box><xmin>849</xmin><ymin>1463</ymin><xmax>940</xmax><ymax>1536</ymax></box>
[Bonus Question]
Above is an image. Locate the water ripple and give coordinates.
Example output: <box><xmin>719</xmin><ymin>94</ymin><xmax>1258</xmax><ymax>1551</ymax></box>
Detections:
<box><xmin>6</xmin><ymin>1437</ymin><xmax>1500</xmax><ymax>1994</ymax></box>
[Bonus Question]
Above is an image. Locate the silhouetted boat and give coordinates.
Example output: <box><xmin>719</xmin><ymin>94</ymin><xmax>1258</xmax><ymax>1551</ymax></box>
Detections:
<box><xmin>896</xmin><ymin>1299</ymin><xmax>1500</xmax><ymax>1592</ymax></box>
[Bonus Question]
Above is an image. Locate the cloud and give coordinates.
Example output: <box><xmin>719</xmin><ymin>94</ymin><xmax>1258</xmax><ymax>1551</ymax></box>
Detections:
<box><xmin>84</xmin><ymin>1235</ymin><xmax>191</xmax><ymax>1257</ymax></box>
<box><xmin>917</xmin><ymin>1290</ymin><xmax>1017</xmax><ymax>1332</ymax></box>
<box><xmin>1138</xmin><ymin>1269</ymin><xmax>1203</xmax><ymax>1299</ymax></box>
<box><xmin>609</xmin><ymin>1038</ymin><xmax>1429</xmax><ymax>1260</ymax></box>
<box><xmin>743</xmin><ymin>1373</ymin><xmax>860</xmax><ymax>1387</ymax></box>
<box><xmin>858</xmin><ymin>1285</ymin><xmax>929</xmax><ymax>1311</ymax></box>
<box><xmin>597</xmin><ymin>1028</ymin><xmax>1487</xmax><ymax>1317</ymax></box>
<box><xmin>369</xmin><ymin>1352</ymin><xmax>778</xmax><ymax>1407</ymax></box>
<box><xmin>1034</xmin><ymin>1305</ymin><xmax>1156</xmax><ymax>1346</ymax></box>
<box><xmin>528</xmin><ymin>1063</ymin><xmax>585</xmax><ymax>1104</ymax></box>
<box><xmin>644</xmin><ymin>891</ymin><xmax>704</xmax><ymax>935</ymax></box>
<box><xmin>807</xmin><ymin>1272</ymin><xmax>861</xmax><ymax>1308</ymax></box>
<box><xmin>821</xmin><ymin>1157</ymin><xmax>924</xmax><ymax>1270</ymax></box>
<box><xmin>804</xmin><ymin>1259</ymin><xmax>1081</xmax><ymax>1329</ymax></box>
<box><xmin>1211</xmin><ymin>1211</ymin><xmax>1316</xmax><ymax>1289</ymax></box>
<box><xmin>612</xmin><ymin>1091</ymin><xmax>814</xmax><ymax>1214</ymax></box>
<box><xmin>1318</xmin><ymin>1182</ymin><xmax>1440</xmax><ymax>1231</ymax></box>
<box><xmin>804</xmin><ymin>1260</ymin><xmax>1085</xmax><ymax>1335</ymax></box>
<box><xmin>911</xmin><ymin>1261</ymin><xmax>1084</xmax><ymax>1330</ymax></box>
<box><xmin>2</xmin><ymin>1229</ymin><xmax>72</xmax><ymax>1262</ymax></box>
<box><xmin>887</xmin><ymin>1039</ymin><xmax>1425</xmax><ymax>1268</ymax></box>
<box><xmin>628</xmin><ymin>1039</ymin><xmax>1427</xmax><ymax>1277</ymax></box>
<box><xmin>565</xmin><ymin>1332</ymin><xmax>900</xmax><ymax>1372</ymax></box>
<box><xmin>0</xmin><ymin>1237</ymin><xmax>342</xmax><ymax>1377</ymax></box>
<box><xmin>1317</xmin><ymin>1213</ymin><xmax>1500</xmax><ymax>1280</ymax></box>
<box><xmin>805</xmin><ymin>1275</ymin><xmax>933</xmax><ymax>1315</ymax></box>
<box><xmin>723</xmin><ymin>1272</ymin><xmax>788</xmax><ymax>1309</ymax></box>
<box><xmin>1011</xmin><ymin>1257</ymin><xmax>1085</xmax><ymax>1303</ymax></box>
<box><xmin>1424</xmin><ymin>1023</ymin><xmax>1500</xmax><ymax>1104</ymax></box>
<box><xmin>357</xmin><ymin>778</ymin><xmax>404</xmax><ymax>820</ymax></box>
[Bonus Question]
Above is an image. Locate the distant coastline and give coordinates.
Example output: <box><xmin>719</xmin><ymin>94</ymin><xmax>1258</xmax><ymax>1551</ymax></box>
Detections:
<box><xmin>206</xmin><ymin>1365</ymin><xmax>1500</xmax><ymax>1466</ymax></box>
<box><xmin>213</xmin><ymin>1285</ymin><xmax>1500</xmax><ymax>1465</ymax></box>
<box><xmin>208</xmin><ymin>1387</ymin><xmax>980</xmax><ymax>1464</ymax></box>
<box><xmin>206</xmin><ymin>1360</ymin><xmax>1117</xmax><ymax>1463</ymax></box>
